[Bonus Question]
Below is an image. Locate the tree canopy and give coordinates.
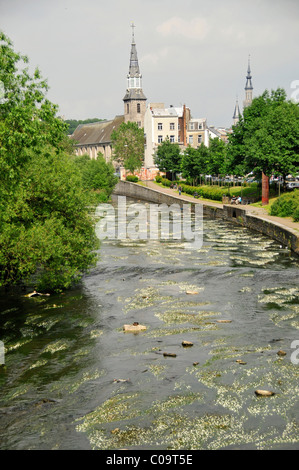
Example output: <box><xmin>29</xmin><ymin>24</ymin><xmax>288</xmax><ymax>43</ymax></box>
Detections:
<box><xmin>111</xmin><ymin>121</ymin><xmax>144</xmax><ymax>174</ymax></box>
<box><xmin>74</xmin><ymin>153</ymin><xmax>118</xmax><ymax>202</ymax></box>
<box><xmin>227</xmin><ymin>88</ymin><xmax>299</xmax><ymax>179</ymax></box>
<box><xmin>154</xmin><ymin>137</ymin><xmax>182</xmax><ymax>179</ymax></box>
<box><xmin>0</xmin><ymin>32</ymin><xmax>104</xmax><ymax>292</ymax></box>
<box><xmin>181</xmin><ymin>143</ymin><xmax>209</xmax><ymax>184</ymax></box>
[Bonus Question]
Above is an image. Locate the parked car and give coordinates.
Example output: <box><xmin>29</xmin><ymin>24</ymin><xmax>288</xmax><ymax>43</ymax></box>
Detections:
<box><xmin>286</xmin><ymin>182</ymin><xmax>299</xmax><ymax>190</ymax></box>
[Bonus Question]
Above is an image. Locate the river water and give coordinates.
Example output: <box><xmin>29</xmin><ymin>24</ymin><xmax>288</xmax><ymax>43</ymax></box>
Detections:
<box><xmin>0</xmin><ymin>199</ymin><xmax>298</xmax><ymax>450</ymax></box>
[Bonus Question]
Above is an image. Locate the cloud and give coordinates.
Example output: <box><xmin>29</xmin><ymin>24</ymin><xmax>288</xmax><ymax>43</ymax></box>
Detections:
<box><xmin>141</xmin><ymin>47</ymin><xmax>170</xmax><ymax>66</ymax></box>
<box><xmin>157</xmin><ymin>16</ymin><xmax>210</xmax><ymax>40</ymax></box>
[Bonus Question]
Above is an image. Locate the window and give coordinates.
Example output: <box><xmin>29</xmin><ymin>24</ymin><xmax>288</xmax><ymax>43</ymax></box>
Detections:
<box><xmin>170</xmin><ymin>135</ymin><xmax>175</xmax><ymax>143</ymax></box>
<box><xmin>137</xmin><ymin>121</ymin><xmax>141</xmax><ymax>128</ymax></box>
<box><xmin>158</xmin><ymin>135</ymin><xmax>163</xmax><ymax>143</ymax></box>
<box><xmin>198</xmin><ymin>135</ymin><xmax>202</xmax><ymax>144</ymax></box>
<box><xmin>189</xmin><ymin>135</ymin><xmax>193</xmax><ymax>144</ymax></box>
<box><xmin>158</xmin><ymin>123</ymin><xmax>163</xmax><ymax>130</ymax></box>
<box><xmin>189</xmin><ymin>123</ymin><xmax>194</xmax><ymax>130</ymax></box>
<box><xmin>127</xmin><ymin>103</ymin><xmax>130</xmax><ymax>114</ymax></box>
<box><xmin>137</xmin><ymin>103</ymin><xmax>141</xmax><ymax>113</ymax></box>
<box><xmin>170</xmin><ymin>122</ymin><xmax>175</xmax><ymax>130</ymax></box>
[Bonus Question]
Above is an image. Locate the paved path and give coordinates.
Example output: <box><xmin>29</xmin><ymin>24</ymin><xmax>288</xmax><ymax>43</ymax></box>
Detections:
<box><xmin>144</xmin><ymin>181</ymin><xmax>299</xmax><ymax>234</ymax></box>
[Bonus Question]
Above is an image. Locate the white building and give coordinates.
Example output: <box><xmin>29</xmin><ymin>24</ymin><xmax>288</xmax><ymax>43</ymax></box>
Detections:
<box><xmin>144</xmin><ymin>103</ymin><xmax>186</xmax><ymax>168</ymax></box>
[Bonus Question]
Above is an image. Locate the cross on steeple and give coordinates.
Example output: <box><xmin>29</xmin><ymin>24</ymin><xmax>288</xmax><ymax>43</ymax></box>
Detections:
<box><xmin>131</xmin><ymin>22</ymin><xmax>136</xmax><ymax>44</ymax></box>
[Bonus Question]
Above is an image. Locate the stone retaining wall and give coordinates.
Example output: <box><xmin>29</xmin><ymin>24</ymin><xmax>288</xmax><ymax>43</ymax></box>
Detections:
<box><xmin>113</xmin><ymin>180</ymin><xmax>299</xmax><ymax>255</ymax></box>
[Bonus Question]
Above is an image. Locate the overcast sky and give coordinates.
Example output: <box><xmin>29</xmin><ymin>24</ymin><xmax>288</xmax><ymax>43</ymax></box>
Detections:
<box><xmin>1</xmin><ymin>0</ymin><xmax>299</xmax><ymax>128</ymax></box>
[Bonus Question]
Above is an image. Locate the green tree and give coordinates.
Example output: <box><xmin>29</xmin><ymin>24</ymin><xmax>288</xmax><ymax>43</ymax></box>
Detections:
<box><xmin>74</xmin><ymin>153</ymin><xmax>118</xmax><ymax>202</ymax></box>
<box><xmin>111</xmin><ymin>121</ymin><xmax>144</xmax><ymax>174</ymax></box>
<box><xmin>207</xmin><ymin>137</ymin><xmax>227</xmax><ymax>176</ymax></box>
<box><xmin>227</xmin><ymin>88</ymin><xmax>299</xmax><ymax>202</ymax></box>
<box><xmin>181</xmin><ymin>143</ymin><xmax>209</xmax><ymax>185</ymax></box>
<box><xmin>0</xmin><ymin>32</ymin><xmax>99</xmax><ymax>292</ymax></box>
<box><xmin>154</xmin><ymin>137</ymin><xmax>182</xmax><ymax>179</ymax></box>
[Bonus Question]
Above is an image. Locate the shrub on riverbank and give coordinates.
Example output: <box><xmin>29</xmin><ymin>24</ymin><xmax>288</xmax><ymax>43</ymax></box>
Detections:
<box><xmin>155</xmin><ymin>176</ymin><xmax>263</xmax><ymax>202</ymax></box>
<box><xmin>0</xmin><ymin>33</ymin><xmax>102</xmax><ymax>292</ymax></box>
<box><xmin>126</xmin><ymin>175</ymin><xmax>139</xmax><ymax>183</ymax></box>
<box><xmin>270</xmin><ymin>190</ymin><xmax>299</xmax><ymax>222</ymax></box>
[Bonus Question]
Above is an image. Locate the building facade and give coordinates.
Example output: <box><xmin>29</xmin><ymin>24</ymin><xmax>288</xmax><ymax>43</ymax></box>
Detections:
<box><xmin>71</xmin><ymin>115</ymin><xmax>124</xmax><ymax>161</ymax></box>
<box><xmin>144</xmin><ymin>103</ymin><xmax>191</xmax><ymax>169</ymax></box>
<box><xmin>186</xmin><ymin>117</ymin><xmax>209</xmax><ymax>148</ymax></box>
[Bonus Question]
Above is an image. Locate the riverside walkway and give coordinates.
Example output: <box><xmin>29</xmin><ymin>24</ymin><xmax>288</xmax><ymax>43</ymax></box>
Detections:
<box><xmin>144</xmin><ymin>180</ymin><xmax>299</xmax><ymax>235</ymax></box>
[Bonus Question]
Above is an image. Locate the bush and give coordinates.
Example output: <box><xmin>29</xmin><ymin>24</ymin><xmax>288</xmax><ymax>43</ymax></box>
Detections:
<box><xmin>126</xmin><ymin>175</ymin><xmax>139</xmax><ymax>183</ymax></box>
<box><xmin>154</xmin><ymin>177</ymin><xmax>262</xmax><ymax>202</ymax></box>
<box><xmin>270</xmin><ymin>190</ymin><xmax>299</xmax><ymax>221</ymax></box>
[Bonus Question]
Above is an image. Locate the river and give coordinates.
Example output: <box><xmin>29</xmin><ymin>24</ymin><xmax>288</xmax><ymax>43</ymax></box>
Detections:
<box><xmin>0</xmin><ymin>199</ymin><xmax>298</xmax><ymax>450</ymax></box>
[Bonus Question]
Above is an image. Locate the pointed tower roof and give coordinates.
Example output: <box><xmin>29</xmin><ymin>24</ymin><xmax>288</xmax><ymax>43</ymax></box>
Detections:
<box><xmin>245</xmin><ymin>55</ymin><xmax>253</xmax><ymax>91</ymax></box>
<box><xmin>123</xmin><ymin>23</ymin><xmax>146</xmax><ymax>102</ymax></box>
<box><xmin>128</xmin><ymin>22</ymin><xmax>140</xmax><ymax>78</ymax></box>
<box><xmin>233</xmin><ymin>96</ymin><xmax>241</xmax><ymax>120</ymax></box>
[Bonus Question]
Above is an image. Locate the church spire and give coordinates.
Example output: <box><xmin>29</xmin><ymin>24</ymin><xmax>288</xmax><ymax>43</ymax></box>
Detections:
<box><xmin>233</xmin><ymin>96</ymin><xmax>241</xmax><ymax>126</ymax></box>
<box><xmin>128</xmin><ymin>22</ymin><xmax>141</xmax><ymax>81</ymax></box>
<box><xmin>123</xmin><ymin>23</ymin><xmax>147</xmax><ymax>127</ymax></box>
<box><xmin>244</xmin><ymin>55</ymin><xmax>253</xmax><ymax>108</ymax></box>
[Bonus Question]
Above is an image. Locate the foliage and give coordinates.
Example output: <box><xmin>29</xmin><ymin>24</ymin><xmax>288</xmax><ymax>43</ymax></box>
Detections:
<box><xmin>180</xmin><ymin>139</ymin><xmax>227</xmax><ymax>183</ymax></box>
<box><xmin>181</xmin><ymin>144</ymin><xmax>208</xmax><ymax>184</ymax></box>
<box><xmin>74</xmin><ymin>153</ymin><xmax>118</xmax><ymax>203</ymax></box>
<box><xmin>0</xmin><ymin>32</ymin><xmax>99</xmax><ymax>292</ymax></box>
<box><xmin>0</xmin><ymin>148</ymin><xmax>99</xmax><ymax>292</ymax></box>
<box><xmin>155</xmin><ymin>177</ymin><xmax>262</xmax><ymax>202</ymax></box>
<box><xmin>154</xmin><ymin>137</ymin><xmax>182</xmax><ymax>178</ymax></box>
<box><xmin>126</xmin><ymin>175</ymin><xmax>139</xmax><ymax>182</ymax></box>
<box><xmin>207</xmin><ymin>137</ymin><xmax>227</xmax><ymax>175</ymax></box>
<box><xmin>270</xmin><ymin>190</ymin><xmax>299</xmax><ymax>221</ymax></box>
<box><xmin>227</xmin><ymin>88</ymin><xmax>299</xmax><ymax>179</ymax></box>
<box><xmin>111</xmin><ymin>121</ymin><xmax>144</xmax><ymax>174</ymax></box>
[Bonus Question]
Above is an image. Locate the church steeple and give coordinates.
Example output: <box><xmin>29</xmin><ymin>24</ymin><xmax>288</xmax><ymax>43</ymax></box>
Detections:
<box><xmin>123</xmin><ymin>23</ymin><xmax>147</xmax><ymax>128</ymax></box>
<box><xmin>233</xmin><ymin>96</ymin><xmax>241</xmax><ymax>126</ymax></box>
<box><xmin>244</xmin><ymin>55</ymin><xmax>253</xmax><ymax>108</ymax></box>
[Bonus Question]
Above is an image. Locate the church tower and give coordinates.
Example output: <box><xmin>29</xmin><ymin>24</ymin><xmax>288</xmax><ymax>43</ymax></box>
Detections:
<box><xmin>243</xmin><ymin>56</ymin><xmax>253</xmax><ymax>109</ymax></box>
<box><xmin>233</xmin><ymin>96</ymin><xmax>241</xmax><ymax>126</ymax></box>
<box><xmin>123</xmin><ymin>23</ymin><xmax>147</xmax><ymax>128</ymax></box>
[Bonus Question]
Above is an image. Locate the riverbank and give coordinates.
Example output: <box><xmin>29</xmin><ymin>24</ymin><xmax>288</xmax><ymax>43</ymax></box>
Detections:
<box><xmin>113</xmin><ymin>180</ymin><xmax>299</xmax><ymax>255</ymax></box>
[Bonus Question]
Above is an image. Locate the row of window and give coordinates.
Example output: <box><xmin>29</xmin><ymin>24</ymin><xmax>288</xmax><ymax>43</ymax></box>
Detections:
<box><xmin>158</xmin><ymin>122</ymin><xmax>176</xmax><ymax>130</ymax></box>
<box><xmin>157</xmin><ymin>135</ymin><xmax>203</xmax><ymax>144</ymax></box>
<box><xmin>157</xmin><ymin>123</ymin><xmax>204</xmax><ymax>131</ymax></box>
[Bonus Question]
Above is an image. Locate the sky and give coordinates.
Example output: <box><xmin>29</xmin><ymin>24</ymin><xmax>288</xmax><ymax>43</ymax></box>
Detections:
<box><xmin>1</xmin><ymin>0</ymin><xmax>299</xmax><ymax>128</ymax></box>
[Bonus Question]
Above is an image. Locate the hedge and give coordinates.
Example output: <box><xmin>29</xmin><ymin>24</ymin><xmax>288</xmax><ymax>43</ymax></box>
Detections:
<box><xmin>126</xmin><ymin>175</ymin><xmax>139</xmax><ymax>183</ymax></box>
<box><xmin>270</xmin><ymin>190</ymin><xmax>299</xmax><ymax>222</ymax></box>
<box><xmin>155</xmin><ymin>176</ymin><xmax>269</xmax><ymax>202</ymax></box>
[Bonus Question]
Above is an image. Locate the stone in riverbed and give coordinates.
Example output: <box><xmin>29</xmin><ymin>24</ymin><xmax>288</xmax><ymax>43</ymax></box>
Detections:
<box><xmin>255</xmin><ymin>390</ymin><xmax>275</xmax><ymax>397</ymax></box>
<box><xmin>277</xmin><ymin>350</ymin><xmax>287</xmax><ymax>356</ymax></box>
<box><xmin>123</xmin><ymin>322</ymin><xmax>147</xmax><ymax>333</ymax></box>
